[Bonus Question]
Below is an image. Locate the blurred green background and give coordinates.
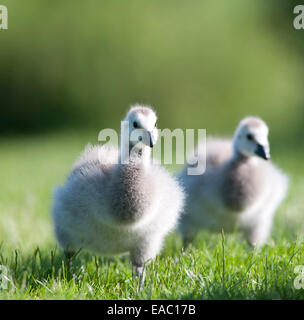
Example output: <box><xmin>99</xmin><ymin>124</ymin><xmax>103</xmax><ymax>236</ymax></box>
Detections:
<box><xmin>0</xmin><ymin>0</ymin><xmax>303</xmax><ymax>250</ymax></box>
<box><xmin>0</xmin><ymin>0</ymin><xmax>303</xmax><ymax>145</ymax></box>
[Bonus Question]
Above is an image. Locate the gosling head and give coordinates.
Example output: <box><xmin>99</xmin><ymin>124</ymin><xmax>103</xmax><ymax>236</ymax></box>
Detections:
<box><xmin>124</xmin><ymin>104</ymin><xmax>158</xmax><ymax>149</ymax></box>
<box><xmin>233</xmin><ymin>117</ymin><xmax>270</xmax><ymax>160</ymax></box>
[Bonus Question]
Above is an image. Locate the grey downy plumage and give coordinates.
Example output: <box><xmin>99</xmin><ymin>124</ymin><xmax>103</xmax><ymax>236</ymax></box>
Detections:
<box><xmin>52</xmin><ymin>105</ymin><xmax>185</xmax><ymax>281</ymax></box>
<box><xmin>179</xmin><ymin>117</ymin><xmax>288</xmax><ymax>247</ymax></box>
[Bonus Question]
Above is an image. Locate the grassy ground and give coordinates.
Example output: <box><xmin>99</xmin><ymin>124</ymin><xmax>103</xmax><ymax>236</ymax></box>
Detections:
<box><xmin>0</xmin><ymin>131</ymin><xmax>303</xmax><ymax>299</ymax></box>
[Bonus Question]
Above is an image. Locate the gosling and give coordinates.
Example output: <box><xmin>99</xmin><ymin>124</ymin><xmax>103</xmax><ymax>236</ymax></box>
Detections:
<box><xmin>52</xmin><ymin>105</ymin><xmax>184</xmax><ymax>280</ymax></box>
<box><xmin>179</xmin><ymin>117</ymin><xmax>288</xmax><ymax>247</ymax></box>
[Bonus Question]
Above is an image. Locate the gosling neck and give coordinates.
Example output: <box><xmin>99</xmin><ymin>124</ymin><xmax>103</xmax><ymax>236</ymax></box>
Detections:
<box><xmin>129</xmin><ymin>144</ymin><xmax>152</xmax><ymax>167</ymax></box>
<box><xmin>232</xmin><ymin>145</ymin><xmax>250</xmax><ymax>165</ymax></box>
<box><xmin>119</xmin><ymin>143</ymin><xmax>152</xmax><ymax>168</ymax></box>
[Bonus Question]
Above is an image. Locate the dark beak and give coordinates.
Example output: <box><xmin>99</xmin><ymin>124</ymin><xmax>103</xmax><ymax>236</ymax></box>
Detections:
<box><xmin>141</xmin><ymin>130</ymin><xmax>156</xmax><ymax>148</ymax></box>
<box><xmin>148</xmin><ymin>131</ymin><xmax>157</xmax><ymax>148</ymax></box>
<box><xmin>149</xmin><ymin>133</ymin><xmax>154</xmax><ymax>148</ymax></box>
<box><xmin>255</xmin><ymin>144</ymin><xmax>270</xmax><ymax>160</ymax></box>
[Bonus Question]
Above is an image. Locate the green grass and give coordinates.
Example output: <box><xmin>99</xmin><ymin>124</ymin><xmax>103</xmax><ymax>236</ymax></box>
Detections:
<box><xmin>0</xmin><ymin>131</ymin><xmax>303</xmax><ymax>299</ymax></box>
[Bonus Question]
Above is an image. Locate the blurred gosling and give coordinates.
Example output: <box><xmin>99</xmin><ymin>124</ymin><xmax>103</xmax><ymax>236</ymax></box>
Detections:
<box><xmin>179</xmin><ymin>117</ymin><xmax>288</xmax><ymax>247</ymax></box>
<box><xmin>52</xmin><ymin>105</ymin><xmax>184</xmax><ymax>281</ymax></box>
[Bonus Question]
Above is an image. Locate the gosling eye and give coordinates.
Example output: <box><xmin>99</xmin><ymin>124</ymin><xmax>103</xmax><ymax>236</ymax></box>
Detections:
<box><xmin>133</xmin><ymin>121</ymin><xmax>138</xmax><ymax>128</ymax></box>
<box><xmin>247</xmin><ymin>133</ymin><xmax>254</xmax><ymax>141</ymax></box>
